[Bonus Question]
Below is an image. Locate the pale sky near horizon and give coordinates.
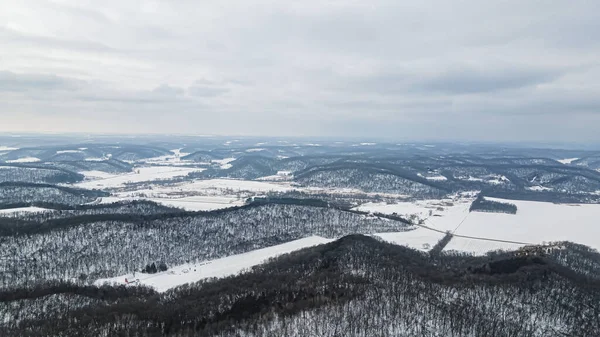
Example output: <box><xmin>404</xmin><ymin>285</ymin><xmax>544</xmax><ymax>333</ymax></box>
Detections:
<box><xmin>1</xmin><ymin>0</ymin><xmax>599</xmax><ymax>142</ymax></box>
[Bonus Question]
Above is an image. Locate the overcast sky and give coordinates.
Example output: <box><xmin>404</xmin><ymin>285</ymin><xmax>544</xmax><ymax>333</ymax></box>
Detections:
<box><xmin>1</xmin><ymin>0</ymin><xmax>599</xmax><ymax>142</ymax></box>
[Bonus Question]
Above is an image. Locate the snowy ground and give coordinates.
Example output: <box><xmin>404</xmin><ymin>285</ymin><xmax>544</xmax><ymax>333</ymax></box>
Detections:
<box><xmin>100</xmin><ymin>195</ymin><xmax>244</xmax><ymax>211</ymax></box>
<box><xmin>212</xmin><ymin>157</ymin><xmax>236</xmax><ymax>169</ymax></box>
<box><xmin>99</xmin><ymin>178</ymin><xmax>292</xmax><ymax>210</ymax></box>
<box><xmin>0</xmin><ymin>206</ymin><xmax>49</xmax><ymax>216</ymax></box>
<box><xmin>140</xmin><ymin>149</ymin><xmax>195</xmax><ymax>166</ymax></box>
<box><xmin>448</xmin><ymin>197</ymin><xmax>600</xmax><ymax>252</ymax></box>
<box><xmin>6</xmin><ymin>157</ymin><xmax>40</xmax><ymax>163</ymax></box>
<box><xmin>374</xmin><ymin>228</ymin><xmax>445</xmax><ymax>252</ymax></box>
<box><xmin>558</xmin><ymin>158</ymin><xmax>579</xmax><ymax>164</ymax></box>
<box><xmin>359</xmin><ymin>195</ymin><xmax>600</xmax><ymax>254</ymax></box>
<box><xmin>95</xmin><ymin>236</ymin><xmax>333</xmax><ymax>292</ymax></box>
<box><xmin>74</xmin><ymin>166</ymin><xmax>205</xmax><ymax>189</ymax></box>
<box><xmin>355</xmin><ymin>196</ymin><xmax>474</xmax><ymax>232</ymax></box>
<box><xmin>361</xmin><ymin>197</ymin><xmax>473</xmax><ymax>252</ymax></box>
<box><xmin>444</xmin><ymin>236</ymin><xmax>524</xmax><ymax>255</ymax></box>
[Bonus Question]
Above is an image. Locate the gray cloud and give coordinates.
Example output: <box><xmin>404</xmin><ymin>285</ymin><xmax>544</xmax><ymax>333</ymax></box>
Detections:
<box><xmin>0</xmin><ymin>0</ymin><xmax>599</xmax><ymax>142</ymax></box>
<box><xmin>416</xmin><ymin>67</ymin><xmax>562</xmax><ymax>94</ymax></box>
<box><xmin>0</xmin><ymin>71</ymin><xmax>83</xmax><ymax>92</ymax></box>
<box><xmin>153</xmin><ymin>84</ymin><xmax>185</xmax><ymax>97</ymax></box>
<box><xmin>341</xmin><ymin>65</ymin><xmax>564</xmax><ymax>95</ymax></box>
<box><xmin>188</xmin><ymin>87</ymin><xmax>229</xmax><ymax>97</ymax></box>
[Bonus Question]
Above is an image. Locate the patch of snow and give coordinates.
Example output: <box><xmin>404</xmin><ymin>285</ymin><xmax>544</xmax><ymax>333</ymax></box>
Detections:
<box><xmin>487</xmin><ymin>175</ymin><xmax>510</xmax><ymax>185</ymax></box>
<box><xmin>178</xmin><ymin>179</ymin><xmax>292</xmax><ymax>193</ymax></box>
<box><xmin>212</xmin><ymin>157</ymin><xmax>236</xmax><ymax>169</ymax></box>
<box><xmin>80</xmin><ymin>170</ymin><xmax>120</xmax><ymax>179</ymax></box>
<box><xmin>141</xmin><ymin>149</ymin><xmax>192</xmax><ymax>164</ymax></box>
<box><xmin>6</xmin><ymin>157</ymin><xmax>40</xmax><ymax>163</ymax></box>
<box><xmin>112</xmin><ymin>179</ymin><xmax>293</xmax><ymax>202</ymax></box>
<box><xmin>101</xmin><ymin>195</ymin><xmax>244</xmax><ymax>211</ymax></box>
<box><xmin>526</xmin><ymin>186</ymin><xmax>553</xmax><ymax>192</ymax></box>
<box><xmin>558</xmin><ymin>158</ymin><xmax>579</xmax><ymax>164</ymax></box>
<box><xmin>425</xmin><ymin>175</ymin><xmax>447</xmax><ymax>181</ymax></box>
<box><xmin>444</xmin><ymin>236</ymin><xmax>524</xmax><ymax>255</ymax></box>
<box><xmin>95</xmin><ymin>236</ymin><xmax>334</xmax><ymax>292</ymax></box>
<box><xmin>0</xmin><ymin>206</ymin><xmax>49</xmax><ymax>215</ymax></box>
<box><xmin>458</xmin><ymin>175</ymin><xmax>508</xmax><ymax>185</ymax></box>
<box><xmin>56</xmin><ymin>150</ymin><xmax>81</xmax><ymax>154</ymax></box>
<box><xmin>374</xmin><ymin>228</ymin><xmax>445</xmax><ymax>252</ymax></box>
<box><xmin>73</xmin><ymin>166</ymin><xmax>204</xmax><ymax>189</ymax></box>
<box><xmin>462</xmin><ymin>176</ymin><xmax>484</xmax><ymax>182</ymax></box>
<box><xmin>256</xmin><ymin>170</ymin><xmax>294</xmax><ymax>181</ymax></box>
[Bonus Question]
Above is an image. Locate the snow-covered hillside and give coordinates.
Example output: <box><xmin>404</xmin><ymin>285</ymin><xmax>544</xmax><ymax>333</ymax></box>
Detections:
<box><xmin>95</xmin><ymin>236</ymin><xmax>333</xmax><ymax>292</ymax></box>
<box><xmin>74</xmin><ymin>166</ymin><xmax>204</xmax><ymax>189</ymax></box>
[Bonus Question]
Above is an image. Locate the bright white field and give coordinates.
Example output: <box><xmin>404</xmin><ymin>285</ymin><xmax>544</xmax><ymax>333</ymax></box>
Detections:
<box><xmin>212</xmin><ymin>158</ymin><xmax>236</xmax><ymax>169</ymax></box>
<box><xmin>448</xmin><ymin>197</ymin><xmax>600</xmax><ymax>251</ymax></box>
<box><xmin>101</xmin><ymin>178</ymin><xmax>293</xmax><ymax>210</ymax></box>
<box><xmin>6</xmin><ymin>157</ymin><xmax>40</xmax><ymax>163</ymax></box>
<box><xmin>444</xmin><ymin>236</ymin><xmax>524</xmax><ymax>255</ymax></box>
<box><xmin>0</xmin><ymin>206</ymin><xmax>49</xmax><ymax>215</ymax></box>
<box><xmin>95</xmin><ymin>236</ymin><xmax>333</xmax><ymax>292</ymax></box>
<box><xmin>147</xmin><ymin>196</ymin><xmax>244</xmax><ymax>211</ymax></box>
<box><xmin>359</xmin><ymin>196</ymin><xmax>600</xmax><ymax>254</ymax></box>
<box><xmin>359</xmin><ymin>197</ymin><xmax>473</xmax><ymax>252</ymax></box>
<box><xmin>356</xmin><ymin>196</ymin><xmax>474</xmax><ymax>233</ymax></box>
<box><xmin>100</xmin><ymin>195</ymin><xmax>244</xmax><ymax>211</ymax></box>
<box><xmin>74</xmin><ymin>166</ymin><xmax>205</xmax><ymax>189</ymax></box>
<box><xmin>374</xmin><ymin>228</ymin><xmax>445</xmax><ymax>252</ymax></box>
<box><xmin>558</xmin><ymin>158</ymin><xmax>579</xmax><ymax>164</ymax></box>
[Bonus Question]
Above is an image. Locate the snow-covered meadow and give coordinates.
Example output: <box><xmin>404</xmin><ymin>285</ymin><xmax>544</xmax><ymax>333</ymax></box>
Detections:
<box><xmin>95</xmin><ymin>236</ymin><xmax>333</xmax><ymax>292</ymax></box>
<box><xmin>74</xmin><ymin>166</ymin><xmax>205</xmax><ymax>189</ymax></box>
<box><xmin>358</xmin><ymin>196</ymin><xmax>600</xmax><ymax>254</ymax></box>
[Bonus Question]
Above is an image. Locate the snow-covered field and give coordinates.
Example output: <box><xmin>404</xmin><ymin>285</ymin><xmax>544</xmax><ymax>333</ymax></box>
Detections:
<box><xmin>0</xmin><ymin>206</ymin><xmax>49</xmax><ymax>215</ymax></box>
<box><xmin>359</xmin><ymin>195</ymin><xmax>600</xmax><ymax>254</ymax></box>
<box><xmin>141</xmin><ymin>149</ymin><xmax>194</xmax><ymax>165</ymax></box>
<box><xmin>99</xmin><ymin>178</ymin><xmax>292</xmax><ymax>210</ymax></box>
<box><xmin>74</xmin><ymin>166</ymin><xmax>205</xmax><ymax>189</ymax></box>
<box><xmin>443</xmin><ymin>236</ymin><xmax>524</xmax><ymax>255</ymax></box>
<box><xmin>95</xmin><ymin>236</ymin><xmax>333</xmax><ymax>292</ymax></box>
<box><xmin>558</xmin><ymin>158</ymin><xmax>579</xmax><ymax>164</ymax></box>
<box><xmin>147</xmin><ymin>196</ymin><xmax>244</xmax><ymax>211</ymax></box>
<box><xmin>356</xmin><ymin>196</ymin><xmax>474</xmax><ymax>233</ymax></box>
<box><xmin>448</xmin><ymin>197</ymin><xmax>600</xmax><ymax>251</ymax></box>
<box><xmin>6</xmin><ymin>157</ymin><xmax>40</xmax><ymax>163</ymax></box>
<box><xmin>417</xmin><ymin>173</ymin><xmax>447</xmax><ymax>181</ymax></box>
<box><xmin>212</xmin><ymin>157</ymin><xmax>236</xmax><ymax>169</ymax></box>
<box><xmin>100</xmin><ymin>195</ymin><xmax>244</xmax><ymax>211</ymax></box>
<box><xmin>374</xmin><ymin>228</ymin><xmax>445</xmax><ymax>252</ymax></box>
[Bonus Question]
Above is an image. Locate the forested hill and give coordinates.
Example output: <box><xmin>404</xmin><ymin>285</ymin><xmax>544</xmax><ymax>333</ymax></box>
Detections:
<box><xmin>0</xmin><ymin>202</ymin><xmax>412</xmax><ymax>290</ymax></box>
<box><xmin>2</xmin><ymin>235</ymin><xmax>599</xmax><ymax>337</ymax></box>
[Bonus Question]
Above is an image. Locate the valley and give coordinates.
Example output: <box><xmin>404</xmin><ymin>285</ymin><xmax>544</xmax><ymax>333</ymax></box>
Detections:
<box><xmin>1</xmin><ymin>136</ymin><xmax>600</xmax><ymax>336</ymax></box>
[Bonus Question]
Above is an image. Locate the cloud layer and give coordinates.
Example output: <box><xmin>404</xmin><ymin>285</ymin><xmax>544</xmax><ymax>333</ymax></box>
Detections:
<box><xmin>1</xmin><ymin>0</ymin><xmax>599</xmax><ymax>142</ymax></box>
